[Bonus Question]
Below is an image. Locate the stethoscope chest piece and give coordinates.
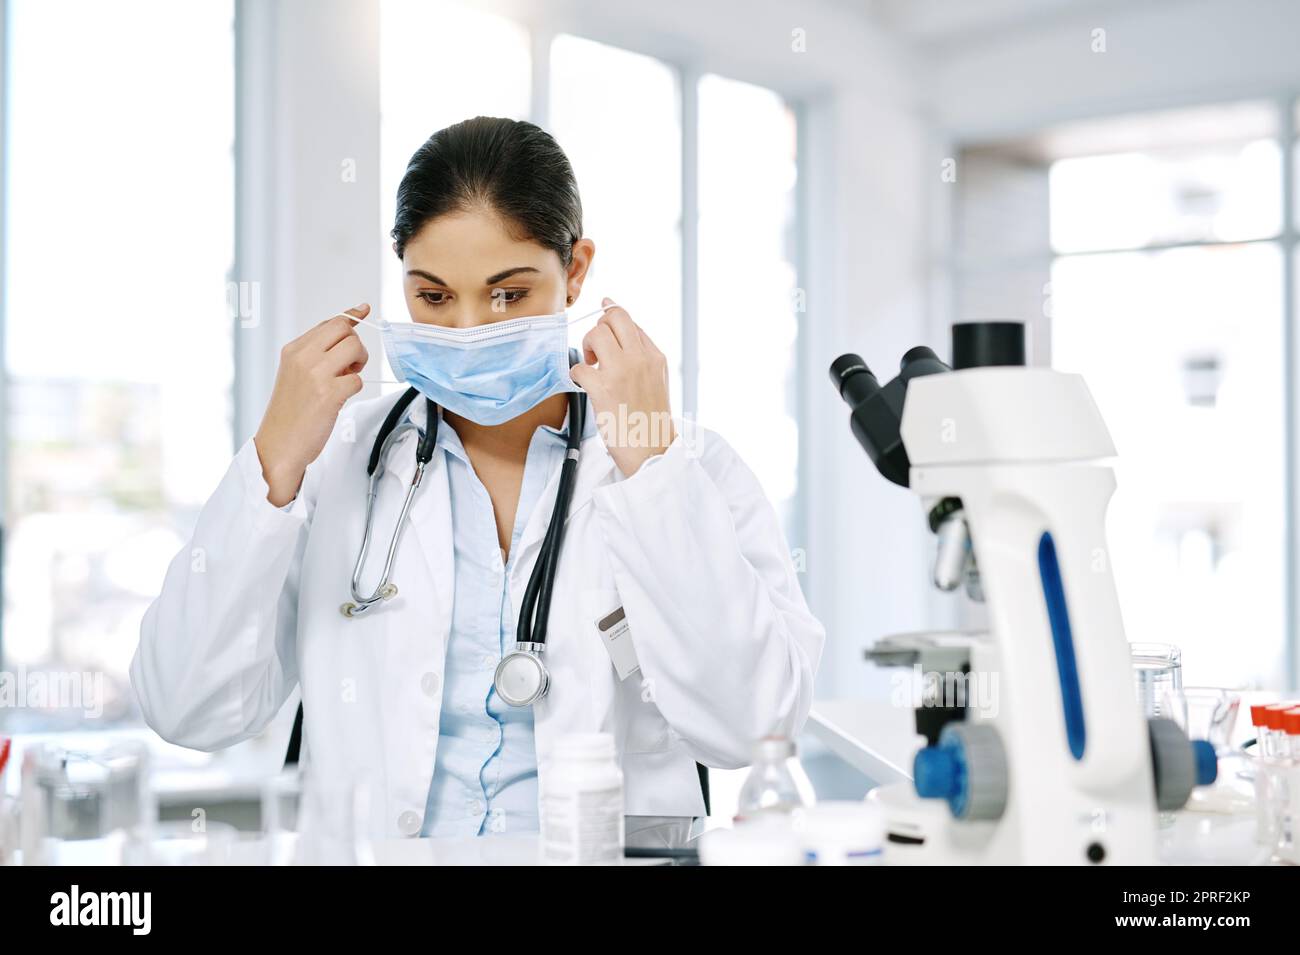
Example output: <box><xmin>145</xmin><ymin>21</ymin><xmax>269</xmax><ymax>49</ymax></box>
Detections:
<box><xmin>493</xmin><ymin>642</ymin><xmax>550</xmax><ymax>707</ymax></box>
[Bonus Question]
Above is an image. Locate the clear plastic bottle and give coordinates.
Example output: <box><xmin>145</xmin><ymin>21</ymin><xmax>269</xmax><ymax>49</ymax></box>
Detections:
<box><xmin>1254</xmin><ymin>702</ymin><xmax>1300</xmax><ymax>846</ymax></box>
<box><xmin>540</xmin><ymin>733</ymin><xmax>624</xmax><ymax>865</ymax></box>
<box><xmin>1253</xmin><ymin>703</ymin><xmax>1285</xmax><ymax>845</ymax></box>
<box><xmin>1275</xmin><ymin>708</ymin><xmax>1300</xmax><ymax>864</ymax></box>
<box><xmin>735</xmin><ymin>736</ymin><xmax>816</xmax><ymax>824</ymax></box>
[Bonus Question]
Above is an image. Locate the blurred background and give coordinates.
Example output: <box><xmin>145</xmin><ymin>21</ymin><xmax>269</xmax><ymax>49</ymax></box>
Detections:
<box><xmin>1</xmin><ymin>0</ymin><xmax>1297</xmax><ymax>805</ymax></box>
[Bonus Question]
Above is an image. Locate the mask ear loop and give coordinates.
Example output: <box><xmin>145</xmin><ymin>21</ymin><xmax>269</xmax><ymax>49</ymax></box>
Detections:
<box><xmin>565</xmin><ymin>301</ymin><xmax>619</xmax><ymax>326</ymax></box>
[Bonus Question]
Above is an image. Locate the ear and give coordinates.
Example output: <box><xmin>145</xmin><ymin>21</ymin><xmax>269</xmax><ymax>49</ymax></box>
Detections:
<box><xmin>565</xmin><ymin>238</ymin><xmax>595</xmax><ymax>303</ymax></box>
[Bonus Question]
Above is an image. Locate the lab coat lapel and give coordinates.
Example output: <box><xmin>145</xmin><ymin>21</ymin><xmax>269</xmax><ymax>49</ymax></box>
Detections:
<box><xmin>514</xmin><ymin>435</ymin><xmax>619</xmax><ymax>773</ymax></box>
<box><xmin>512</xmin><ymin>433</ymin><xmax>616</xmax><ymax>570</ymax></box>
<box><xmin>361</xmin><ymin>402</ymin><xmax>452</xmax><ymax>830</ymax></box>
<box><xmin>378</xmin><ymin>402</ymin><xmax>454</xmax><ymax>621</ymax></box>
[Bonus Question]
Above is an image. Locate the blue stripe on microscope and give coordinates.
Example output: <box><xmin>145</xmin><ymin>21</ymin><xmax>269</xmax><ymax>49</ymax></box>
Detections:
<box><xmin>1038</xmin><ymin>531</ymin><xmax>1087</xmax><ymax>760</ymax></box>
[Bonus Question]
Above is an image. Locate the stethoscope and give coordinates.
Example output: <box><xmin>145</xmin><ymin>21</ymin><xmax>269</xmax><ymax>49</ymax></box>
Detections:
<box><xmin>340</xmin><ymin>385</ymin><xmax>588</xmax><ymax>708</ymax></box>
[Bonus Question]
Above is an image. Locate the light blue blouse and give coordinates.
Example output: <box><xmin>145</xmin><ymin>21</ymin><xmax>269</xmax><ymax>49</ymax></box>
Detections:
<box><xmin>420</xmin><ymin>406</ymin><xmax>593</xmax><ymax>837</ymax></box>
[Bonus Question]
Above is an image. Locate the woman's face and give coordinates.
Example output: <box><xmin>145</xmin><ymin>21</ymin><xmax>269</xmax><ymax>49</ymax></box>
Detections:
<box><xmin>399</xmin><ymin>206</ymin><xmax>594</xmax><ymax>328</ymax></box>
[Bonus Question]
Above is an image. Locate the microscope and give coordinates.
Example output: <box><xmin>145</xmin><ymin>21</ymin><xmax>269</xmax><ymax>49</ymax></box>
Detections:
<box><xmin>831</xmin><ymin>321</ymin><xmax>1216</xmax><ymax>865</ymax></box>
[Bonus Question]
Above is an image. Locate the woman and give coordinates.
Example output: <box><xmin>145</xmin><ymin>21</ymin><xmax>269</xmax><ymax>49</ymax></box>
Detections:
<box><xmin>131</xmin><ymin>117</ymin><xmax>823</xmax><ymax>845</ymax></box>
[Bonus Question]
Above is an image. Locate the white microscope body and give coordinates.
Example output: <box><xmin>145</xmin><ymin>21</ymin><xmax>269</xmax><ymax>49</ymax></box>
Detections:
<box><xmin>832</xmin><ymin>323</ymin><xmax>1214</xmax><ymax>866</ymax></box>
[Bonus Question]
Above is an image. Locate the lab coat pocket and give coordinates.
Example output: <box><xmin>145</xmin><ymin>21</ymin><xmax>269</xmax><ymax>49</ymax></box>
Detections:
<box><xmin>582</xmin><ymin>587</ymin><xmax>670</xmax><ymax>755</ymax></box>
<box><xmin>619</xmin><ymin>672</ymin><xmax>672</xmax><ymax>755</ymax></box>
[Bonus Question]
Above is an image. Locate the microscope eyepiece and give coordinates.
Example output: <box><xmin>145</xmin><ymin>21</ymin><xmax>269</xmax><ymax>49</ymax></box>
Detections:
<box><xmin>829</xmin><ymin>347</ymin><xmax>951</xmax><ymax>488</ymax></box>
<box><xmin>830</xmin><ymin>353</ymin><xmax>882</xmax><ymax>406</ymax></box>
<box><xmin>829</xmin><ymin>352</ymin><xmax>872</xmax><ymax>393</ymax></box>
<box><xmin>901</xmin><ymin>345</ymin><xmax>941</xmax><ymax>369</ymax></box>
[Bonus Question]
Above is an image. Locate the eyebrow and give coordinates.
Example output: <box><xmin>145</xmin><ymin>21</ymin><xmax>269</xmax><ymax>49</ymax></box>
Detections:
<box><xmin>406</xmin><ymin>266</ymin><xmax>541</xmax><ymax>286</ymax></box>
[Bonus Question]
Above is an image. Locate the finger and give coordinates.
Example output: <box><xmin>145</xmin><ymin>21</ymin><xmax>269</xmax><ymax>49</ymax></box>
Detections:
<box><xmin>334</xmin><ymin>372</ymin><xmax>364</xmax><ymax>402</ymax></box>
<box><xmin>323</xmin><ymin>333</ymin><xmax>369</xmax><ymax>375</ymax></box>
<box><xmin>582</xmin><ymin>322</ymin><xmax>622</xmax><ymax>367</ymax></box>
<box><xmin>314</xmin><ymin>304</ymin><xmax>370</xmax><ymax>350</ymax></box>
<box><xmin>599</xmin><ymin>304</ymin><xmax>642</xmax><ymax>351</ymax></box>
<box><xmin>635</xmin><ymin>321</ymin><xmax>662</xmax><ymax>356</ymax></box>
<box><xmin>569</xmin><ymin>361</ymin><xmax>597</xmax><ymax>390</ymax></box>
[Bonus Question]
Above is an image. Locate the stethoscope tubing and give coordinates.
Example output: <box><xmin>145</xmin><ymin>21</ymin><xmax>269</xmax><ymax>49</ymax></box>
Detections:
<box><xmin>342</xmin><ymin>387</ymin><xmax>584</xmax><ymax>641</ymax></box>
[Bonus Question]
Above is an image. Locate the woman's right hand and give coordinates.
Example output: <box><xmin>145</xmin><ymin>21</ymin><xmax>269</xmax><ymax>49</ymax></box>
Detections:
<box><xmin>254</xmin><ymin>304</ymin><xmax>371</xmax><ymax>506</ymax></box>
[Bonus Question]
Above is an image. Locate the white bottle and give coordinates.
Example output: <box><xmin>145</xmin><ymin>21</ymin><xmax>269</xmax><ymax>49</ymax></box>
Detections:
<box><xmin>541</xmin><ymin>733</ymin><xmax>624</xmax><ymax>865</ymax></box>
<box><xmin>796</xmin><ymin>800</ymin><xmax>885</xmax><ymax>866</ymax></box>
<box><xmin>699</xmin><ymin>819</ymin><xmax>805</xmax><ymax>866</ymax></box>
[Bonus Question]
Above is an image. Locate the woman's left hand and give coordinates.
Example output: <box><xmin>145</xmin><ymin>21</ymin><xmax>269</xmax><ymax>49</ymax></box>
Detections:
<box><xmin>570</xmin><ymin>298</ymin><xmax>676</xmax><ymax>477</ymax></box>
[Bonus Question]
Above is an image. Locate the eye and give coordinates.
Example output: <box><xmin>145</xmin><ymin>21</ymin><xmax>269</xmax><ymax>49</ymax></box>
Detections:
<box><xmin>416</xmin><ymin>290</ymin><xmax>449</xmax><ymax>306</ymax></box>
<box><xmin>491</xmin><ymin>288</ymin><xmax>530</xmax><ymax>306</ymax></box>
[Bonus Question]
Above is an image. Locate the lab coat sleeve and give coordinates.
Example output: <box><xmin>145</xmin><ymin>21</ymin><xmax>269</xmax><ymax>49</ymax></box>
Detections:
<box><xmin>591</xmin><ymin>430</ymin><xmax>825</xmax><ymax>769</ymax></box>
<box><xmin>130</xmin><ymin>434</ymin><xmax>325</xmax><ymax>751</ymax></box>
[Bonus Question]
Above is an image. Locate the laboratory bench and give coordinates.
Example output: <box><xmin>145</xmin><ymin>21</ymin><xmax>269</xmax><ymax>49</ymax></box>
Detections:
<box><xmin>0</xmin><ymin>697</ymin><xmax>1283</xmax><ymax>866</ymax></box>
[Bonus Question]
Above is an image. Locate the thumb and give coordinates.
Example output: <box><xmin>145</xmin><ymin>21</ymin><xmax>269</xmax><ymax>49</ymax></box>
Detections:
<box><xmin>569</xmin><ymin>361</ymin><xmax>597</xmax><ymax>390</ymax></box>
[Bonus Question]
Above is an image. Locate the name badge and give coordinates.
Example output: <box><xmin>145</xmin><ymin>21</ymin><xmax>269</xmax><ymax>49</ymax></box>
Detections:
<box><xmin>596</xmin><ymin>606</ymin><xmax>641</xmax><ymax>681</ymax></box>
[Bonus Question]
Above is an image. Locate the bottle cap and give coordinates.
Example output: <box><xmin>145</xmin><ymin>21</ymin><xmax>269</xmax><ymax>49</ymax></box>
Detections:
<box><xmin>1264</xmin><ymin>702</ymin><xmax>1298</xmax><ymax>729</ymax></box>
<box><xmin>1282</xmin><ymin>708</ymin><xmax>1300</xmax><ymax>735</ymax></box>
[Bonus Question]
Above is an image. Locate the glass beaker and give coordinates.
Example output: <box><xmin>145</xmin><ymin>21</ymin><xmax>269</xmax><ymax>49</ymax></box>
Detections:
<box><xmin>1160</xmin><ymin>687</ymin><xmax>1240</xmax><ymax>755</ymax></box>
<box><xmin>1131</xmin><ymin>642</ymin><xmax>1183</xmax><ymax>719</ymax></box>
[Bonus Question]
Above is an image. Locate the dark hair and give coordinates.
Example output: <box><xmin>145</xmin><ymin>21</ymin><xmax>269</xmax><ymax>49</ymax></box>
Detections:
<box><xmin>391</xmin><ymin>116</ymin><xmax>583</xmax><ymax>267</ymax></box>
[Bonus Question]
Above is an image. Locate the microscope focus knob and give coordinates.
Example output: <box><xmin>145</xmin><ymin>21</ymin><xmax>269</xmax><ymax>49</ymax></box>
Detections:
<box><xmin>1192</xmin><ymin>740</ymin><xmax>1218</xmax><ymax>786</ymax></box>
<box><xmin>1148</xmin><ymin>718</ymin><xmax>1217</xmax><ymax>811</ymax></box>
<box><xmin>913</xmin><ymin>746</ymin><xmax>959</xmax><ymax>800</ymax></box>
<box><xmin>912</xmin><ymin>723</ymin><xmax>1008</xmax><ymax>821</ymax></box>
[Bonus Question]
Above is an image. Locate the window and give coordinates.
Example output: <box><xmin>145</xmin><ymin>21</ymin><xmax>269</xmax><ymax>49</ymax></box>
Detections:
<box><xmin>1051</xmin><ymin>245</ymin><xmax>1285</xmax><ymax>688</ymax></box>
<box><xmin>549</xmin><ymin>34</ymin><xmax>683</xmax><ymax>411</ymax></box>
<box><xmin>2</xmin><ymin>0</ymin><xmax>237</xmax><ymax>728</ymax></box>
<box><xmin>956</xmin><ymin>101</ymin><xmax>1289</xmax><ymax>689</ymax></box>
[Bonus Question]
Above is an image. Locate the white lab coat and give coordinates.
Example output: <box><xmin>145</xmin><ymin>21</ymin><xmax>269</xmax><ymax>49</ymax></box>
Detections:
<box><xmin>131</xmin><ymin>394</ymin><xmax>824</xmax><ymax>838</ymax></box>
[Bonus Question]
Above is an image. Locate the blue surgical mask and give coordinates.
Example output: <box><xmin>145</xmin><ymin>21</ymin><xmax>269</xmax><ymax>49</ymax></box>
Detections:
<box><xmin>361</xmin><ymin>304</ymin><xmax>609</xmax><ymax>426</ymax></box>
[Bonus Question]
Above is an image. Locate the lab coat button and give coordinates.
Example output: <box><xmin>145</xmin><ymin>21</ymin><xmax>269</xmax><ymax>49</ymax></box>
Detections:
<box><xmin>420</xmin><ymin>672</ymin><xmax>440</xmax><ymax>696</ymax></box>
<box><xmin>481</xmin><ymin>654</ymin><xmax>494</xmax><ymax>668</ymax></box>
<box><xmin>397</xmin><ymin>810</ymin><xmax>421</xmax><ymax>836</ymax></box>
